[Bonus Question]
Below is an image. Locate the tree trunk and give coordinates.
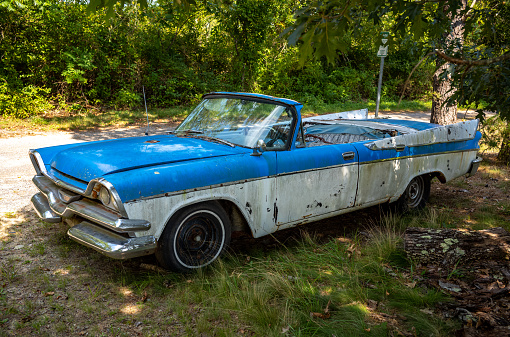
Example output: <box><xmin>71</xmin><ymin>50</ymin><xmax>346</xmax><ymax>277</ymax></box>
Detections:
<box><xmin>497</xmin><ymin>125</ymin><xmax>510</xmax><ymax>164</ymax></box>
<box><xmin>430</xmin><ymin>0</ymin><xmax>468</xmax><ymax>125</ymax></box>
<box><xmin>404</xmin><ymin>227</ymin><xmax>510</xmax><ymax>267</ymax></box>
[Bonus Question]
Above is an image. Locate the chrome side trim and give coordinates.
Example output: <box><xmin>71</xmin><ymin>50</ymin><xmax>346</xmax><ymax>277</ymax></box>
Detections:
<box><xmin>467</xmin><ymin>157</ymin><xmax>482</xmax><ymax>177</ymax></box>
<box><xmin>359</xmin><ymin>149</ymin><xmax>478</xmax><ymax>165</ymax></box>
<box><xmin>68</xmin><ymin>222</ymin><xmax>157</xmax><ymax>259</ymax></box>
<box><xmin>129</xmin><ymin>161</ymin><xmax>358</xmax><ymax>203</ymax></box>
<box><xmin>33</xmin><ymin>175</ymin><xmax>150</xmax><ymax>233</ymax></box>
<box><xmin>31</xmin><ymin>193</ymin><xmax>61</xmax><ymax>223</ymax></box>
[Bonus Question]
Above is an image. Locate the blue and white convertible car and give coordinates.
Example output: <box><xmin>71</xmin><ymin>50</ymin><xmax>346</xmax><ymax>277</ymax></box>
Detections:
<box><xmin>30</xmin><ymin>92</ymin><xmax>481</xmax><ymax>272</ymax></box>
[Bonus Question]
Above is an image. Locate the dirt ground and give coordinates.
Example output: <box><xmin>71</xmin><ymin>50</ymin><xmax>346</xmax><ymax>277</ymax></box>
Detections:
<box><xmin>0</xmin><ymin>110</ymin><xmax>507</xmax><ymax>336</ymax></box>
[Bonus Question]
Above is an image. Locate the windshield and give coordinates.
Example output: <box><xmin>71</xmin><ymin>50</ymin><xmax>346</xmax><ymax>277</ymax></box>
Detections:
<box><xmin>175</xmin><ymin>97</ymin><xmax>294</xmax><ymax>149</ymax></box>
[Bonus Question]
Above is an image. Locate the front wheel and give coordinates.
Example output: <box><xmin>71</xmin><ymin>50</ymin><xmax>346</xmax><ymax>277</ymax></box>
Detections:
<box><xmin>156</xmin><ymin>202</ymin><xmax>231</xmax><ymax>272</ymax></box>
<box><xmin>393</xmin><ymin>175</ymin><xmax>431</xmax><ymax>213</ymax></box>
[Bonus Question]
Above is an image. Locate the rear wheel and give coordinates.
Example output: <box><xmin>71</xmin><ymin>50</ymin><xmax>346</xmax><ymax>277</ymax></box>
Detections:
<box><xmin>394</xmin><ymin>175</ymin><xmax>431</xmax><ymax>213</ymax></box>
<box><xmin>156</xmin><ymin>202</ymin><xmax>231</xmax><ymax>272</ymax></box>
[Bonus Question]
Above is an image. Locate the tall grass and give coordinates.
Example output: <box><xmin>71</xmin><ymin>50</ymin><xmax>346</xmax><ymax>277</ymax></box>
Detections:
<box><xmin>172</xmin><ymin>214</ymin><xmax>457</xmax><ymax>336</ymax></box>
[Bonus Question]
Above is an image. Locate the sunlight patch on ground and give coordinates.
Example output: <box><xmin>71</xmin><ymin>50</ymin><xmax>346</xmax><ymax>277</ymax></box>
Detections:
<box><xmin>121</xmin><ymin>304</ymin><xmax>141</xmax><ymax>315</ymax></box>
<box><xmin>0</xmin><ymin>212</ymin><xmax>20</xmax><ymax>240</ymax></box>
<box><xmin>119</xmin><ymin>287</ymin><xmax>134</xmax><ymax>297</ymax></box>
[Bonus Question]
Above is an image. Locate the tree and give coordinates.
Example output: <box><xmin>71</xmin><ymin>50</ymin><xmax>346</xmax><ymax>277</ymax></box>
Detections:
<box><xmin>284</xmin><ymin>0</ymin><xmax>510</xmax><ymax>161</ymax></box>
<box><xmin>430</xmin><ymin>0</ymin><xmax>467</xmax><ymax>125</ymax></box>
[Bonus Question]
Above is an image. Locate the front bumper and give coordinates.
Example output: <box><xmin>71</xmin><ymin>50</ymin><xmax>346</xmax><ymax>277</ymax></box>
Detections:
<box><xmin>31</xmin><ymin>175</ymin><xmax>157</xmax><ymax>259</ymax></box>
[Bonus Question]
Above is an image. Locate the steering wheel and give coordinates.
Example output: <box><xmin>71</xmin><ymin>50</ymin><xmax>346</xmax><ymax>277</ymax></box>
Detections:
<box><xmin>266</xmin><ymin>126</ymin><xmax>288</xmax><ymax>147</ymax></box>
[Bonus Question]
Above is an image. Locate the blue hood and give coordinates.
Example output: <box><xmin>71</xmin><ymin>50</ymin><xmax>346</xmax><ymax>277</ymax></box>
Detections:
<box><xmin>49</xmin><ymin>135</ymin><xmax>248</xmax><ymax>181</ymax></box>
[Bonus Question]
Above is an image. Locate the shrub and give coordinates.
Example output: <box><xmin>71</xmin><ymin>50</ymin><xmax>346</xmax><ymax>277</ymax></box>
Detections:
<box><xmin>113</xmin><ymin>89</ymin><xmax>141</xmax><ymax>109</ymax></box>
<box><xmin>0</xmin><ymin>83</ymin><xmax>53</xmax><ymax>119</ymax></box>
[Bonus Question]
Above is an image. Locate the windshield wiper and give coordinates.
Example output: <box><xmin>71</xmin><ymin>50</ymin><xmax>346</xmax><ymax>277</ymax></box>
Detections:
<box><xmin>184</xmin><ymin>129</ymin><xmax>203</xmax><ymax>134</ymax></box>
<box><xmin>195</xmin><ymin>135</ymin><xmax>236</xmax><ymax>147</ymax></box>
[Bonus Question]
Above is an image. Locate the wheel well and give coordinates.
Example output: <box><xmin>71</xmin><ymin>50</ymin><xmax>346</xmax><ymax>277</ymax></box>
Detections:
<box><xmin>217</xmin><ymin>200</ymin><xmax>252</xmax><ymax>235</ymax></box>
<box><xmin>429</xmin><ymin>171</ymin><xmax>446</xmax><ymax>183</ymax></box>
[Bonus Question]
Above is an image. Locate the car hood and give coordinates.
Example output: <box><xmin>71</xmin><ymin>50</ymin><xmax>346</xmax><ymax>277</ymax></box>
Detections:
<box><xmin>49</xmin><ymin>135</ymin><xmax>248</xmax><ymax>181</ymax></box>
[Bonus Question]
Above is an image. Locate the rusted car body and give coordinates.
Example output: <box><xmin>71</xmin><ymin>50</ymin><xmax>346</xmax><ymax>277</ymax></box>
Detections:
<box><xmin>30</xmin><ymin>92</ymin><xmax>481</xmax><ymax>271</ymax></box>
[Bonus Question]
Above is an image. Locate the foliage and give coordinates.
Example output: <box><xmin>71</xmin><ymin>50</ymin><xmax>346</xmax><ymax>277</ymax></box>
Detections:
<box><xmin>286</xmin><ymin>0</ymin><xmax>509</xmax><ymax>120</ymax></box>
<box><xmin>0</xmin><ymin>82</ymin><xmax>52</xmax><ymax>118</ymax></box>
<box><xmin>0</xmin><ymin>0</ymin><xmax>436</xmax><ymax>119</ymax></box>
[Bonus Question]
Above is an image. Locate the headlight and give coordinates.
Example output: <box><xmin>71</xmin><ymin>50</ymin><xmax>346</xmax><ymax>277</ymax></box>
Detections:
<box><xmin>94</xmin><ymin>183</ymin><xmax>119</xmax><ymax>211</ymax></box>
<box><xmin>99</xmin><ymin>186</ymin><xmax>111</xmax><ymax>205</ymax></box>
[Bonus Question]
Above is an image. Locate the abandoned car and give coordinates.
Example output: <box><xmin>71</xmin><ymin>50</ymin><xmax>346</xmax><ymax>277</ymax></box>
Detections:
<box><xmin>30</xmin><ymin>92</ymin><xmax>482</xmax><ymax>271</ymax></box>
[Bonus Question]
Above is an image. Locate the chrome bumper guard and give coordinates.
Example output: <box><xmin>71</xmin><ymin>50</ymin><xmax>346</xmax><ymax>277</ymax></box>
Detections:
<box><xmin>31</xmin><ymin>175</ymin><xmax>156</xmax><ymax>259</ymax></box>
<box><xmin>31</xmin><ymin>192</ymin><xmax>61</xmax><ymax>223</ymax></box>
<box><xmin>32</xmin><ymin>175</ymin><xmax>150</xmax><ymax>232</ymax></box>
<box><xmin>68</xmin><ymin>222</ymin><xmax>157</xmax><ymax>259</ymax></box>
<box><xmin>467</xmin><ymin>157</ymin><xmax>482</xmax><ymax>177</ymax></box>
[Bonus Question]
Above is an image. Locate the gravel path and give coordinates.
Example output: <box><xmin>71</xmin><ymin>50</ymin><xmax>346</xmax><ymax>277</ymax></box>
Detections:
<box><xmin>0</xmin><ymin>110</ymin><xmax>483</xmax><ymax>214</ymax></box>
<box><xmin>0</xmin><ymin>125</ymin><xmax>169</xmax><ymax>213</ymax></box>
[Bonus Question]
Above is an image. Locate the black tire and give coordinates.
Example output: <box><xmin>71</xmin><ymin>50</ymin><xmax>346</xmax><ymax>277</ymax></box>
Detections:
<box><xmin>156</xmin><ymin>201</ymin><xmax>231</xmax><ymax>272</ymax></box>
<box><xmin>393</xmin><ymin>174</ymin><xmax>431</xmax><ymax>213</ymax></box>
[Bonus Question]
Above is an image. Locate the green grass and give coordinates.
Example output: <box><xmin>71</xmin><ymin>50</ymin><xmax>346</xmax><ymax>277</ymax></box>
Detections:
<box><xmin>99</xmin><ymin>214</ymin><xmax>459</xmax><ymax>336</ymax></box>
<box><xmin>8</xmin><ymin>190</ymin><xmax>509</xmax><ymax>335</ymax></box>
<box><xmin>0</xmin><ymin>106</ymin><xmax>190</xmax><ymax>132</ymax></box>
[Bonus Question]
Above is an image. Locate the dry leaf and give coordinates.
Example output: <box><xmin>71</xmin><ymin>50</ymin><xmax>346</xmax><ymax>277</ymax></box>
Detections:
<box><xmin>44</xmin><ymin>292</ymin><xmax>55</xmax><ymax>297</ymax></box>
<box><xmin>310</xmin><ymin>300</ymin><xmax>332</xmax><ymax>319</ymax></box>
<box><xmin>140</xmin><ymin>263</ymin><xmax>167</xmax><ymax>273</ymax></box>
<box><xmin>310</xmin><ymin>312</ymin><xmax>331</xmax><ymax>319</ymax></box>
<box><xmin>404</xmin><ymin>281</ymin><xmax>416</xmax><ymax>288</ymax></box>
<box><xmin>419</xmin><ymin>308</ymin><xmax>434</xmax><ymax>315</ymax></box>
<box><xmin>141</xmin><ymin>291</ymin><xmax>148</xmax><ymax>303</ymax></box>
<box><xmin>367</xmin><ymin>299</ymin><xmax>378</xmax><ymax>311</ymax></box>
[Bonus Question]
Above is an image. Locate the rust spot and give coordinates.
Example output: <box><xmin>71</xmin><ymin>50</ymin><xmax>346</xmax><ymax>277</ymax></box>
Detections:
<box><xmin>245</xmin><ymin>202</ymin><xmax>252</xmax><ymax>215</ymax></box>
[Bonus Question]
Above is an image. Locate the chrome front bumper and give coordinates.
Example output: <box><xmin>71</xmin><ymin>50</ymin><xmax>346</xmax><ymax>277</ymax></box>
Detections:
<box><xmin>31</xmin><ymin>175</ymin><xmax>157</xmax><ymax>259</ymax></box>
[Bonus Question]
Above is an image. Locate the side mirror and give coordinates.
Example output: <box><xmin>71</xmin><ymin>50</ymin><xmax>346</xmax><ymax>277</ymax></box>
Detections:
<box><xmin>251</xmin><ymin>139</ymin><xmax>266</xmax><ymax>156</ymax></box>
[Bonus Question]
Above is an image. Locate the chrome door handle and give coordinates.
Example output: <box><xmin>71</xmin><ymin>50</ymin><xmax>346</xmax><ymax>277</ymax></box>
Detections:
<box><xmin>342</xmin><ymin>151</ymin><xmax>355</xmax><ymax>160</ymax></box>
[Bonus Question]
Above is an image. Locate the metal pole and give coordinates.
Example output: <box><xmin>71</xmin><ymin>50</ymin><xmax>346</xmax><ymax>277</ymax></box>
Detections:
<box><xmin>375</xmin><ymin>56</ymin><xmax>385</xmax><ymax>118</ymax></box>
<box><xmin>143</xmin><ymin>85</ymin><xmax>149</xmax><ymax>136</ymax></box>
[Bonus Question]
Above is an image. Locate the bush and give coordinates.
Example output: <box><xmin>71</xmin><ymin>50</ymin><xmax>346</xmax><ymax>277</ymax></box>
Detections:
<box><xmin>113</xmin><ymin>89</ymin><xmax>141</xmax><ymax>109</ymax></box>
<box><xmin>0</xmin><ymin>83</ymin><xmax>53</xmax><ymax>118</ymax></box>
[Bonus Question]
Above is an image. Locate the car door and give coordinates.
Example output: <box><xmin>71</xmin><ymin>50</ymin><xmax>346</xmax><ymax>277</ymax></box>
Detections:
<box><xmin>275</xmin><ymin>143</ymin><xmax>358</xmax><ymax>227</ymax></box>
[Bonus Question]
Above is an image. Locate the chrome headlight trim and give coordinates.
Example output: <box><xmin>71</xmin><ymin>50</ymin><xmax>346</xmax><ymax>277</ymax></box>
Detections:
<box><xmin>89</xmin><ymin>178</ymin><xmax>127</xmax><ymax>218</ymax></box>
<box><xmin>29</xmin><ymin>150</ymin><xmax>47</xmax><ymax>176</ymax></box>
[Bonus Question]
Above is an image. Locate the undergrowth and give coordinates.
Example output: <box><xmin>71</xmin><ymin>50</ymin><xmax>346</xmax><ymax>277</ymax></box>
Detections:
<box><xmin>108</xmin><ymin>210</ymin><xmax>459</xmax><ymax>336</ymax></box>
